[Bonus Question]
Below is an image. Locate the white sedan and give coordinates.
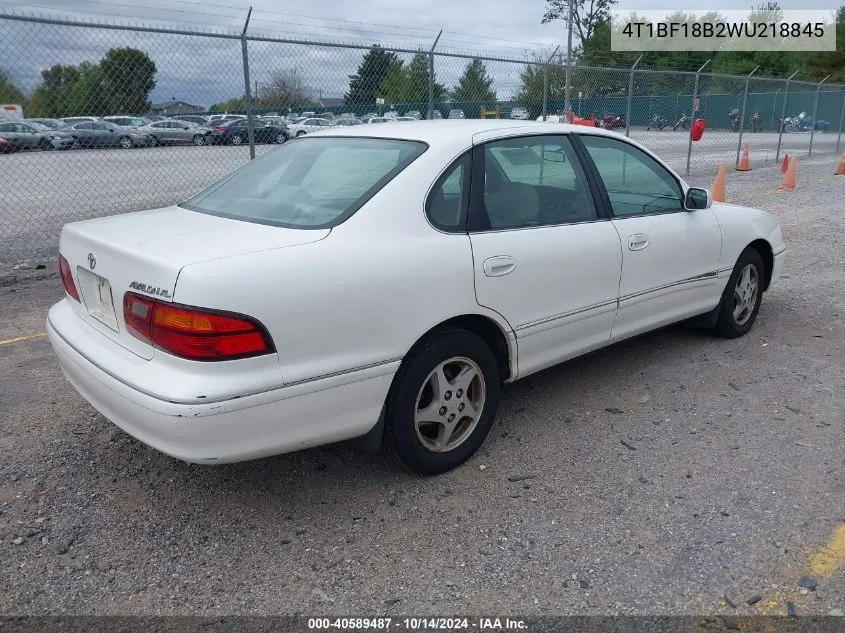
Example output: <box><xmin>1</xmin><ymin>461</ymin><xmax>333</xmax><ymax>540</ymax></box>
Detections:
<box><xmin>286</xmin><ymin>117</ymin><xmax>334</xmax><ymax>136</ymax></box>
<box><xmin>48</xmin><ymin>120</ymin><xmax>786</xmax><ymax>475</ymax></box>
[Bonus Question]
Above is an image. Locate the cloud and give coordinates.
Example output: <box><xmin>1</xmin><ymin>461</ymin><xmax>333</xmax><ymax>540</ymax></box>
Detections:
<box><xmin>1</xmin><ymin>0</ymin><xmax>569</xmax><ymax>108</ymax></box>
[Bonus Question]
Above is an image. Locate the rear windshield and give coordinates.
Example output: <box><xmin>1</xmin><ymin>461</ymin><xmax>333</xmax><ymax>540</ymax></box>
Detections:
<box><xmin>180</xmin><ymin>136</ymin><xmax>427</xmax><ymax>229</ymax></box>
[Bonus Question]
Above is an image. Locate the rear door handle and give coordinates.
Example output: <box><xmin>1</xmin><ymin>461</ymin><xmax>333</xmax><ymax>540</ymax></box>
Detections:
<box><xmin>483</xmin><ymin>255</ymin><xmax>516</xmax><ymax>277</ymax></box>
<box><xmin>628</xmin><ymin>233</ymin><xmax>649</xmax><ymax>251</ymax></box>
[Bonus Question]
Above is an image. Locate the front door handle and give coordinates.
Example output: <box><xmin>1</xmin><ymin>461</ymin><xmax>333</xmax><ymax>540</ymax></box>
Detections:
<box><xmin>483</xmin><ymin>255</ymin><xmax>516</xmax><ymax>277</ymax></box>
<box><xmin>628</xmin><ymin>233</ymin><xmax>649</xmax><ymax>251</ymax></box>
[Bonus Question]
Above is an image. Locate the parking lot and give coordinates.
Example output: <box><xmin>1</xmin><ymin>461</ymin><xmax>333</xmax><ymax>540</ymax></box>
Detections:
<box><xmin>2</xmin><ymin>125</ymin><xmax>842</xmax><ymax>267</ymax></box>
<box><xmin>1</xmin><ymin>153</ymin><xmax>843</xmax><ymax>616</ymax></box>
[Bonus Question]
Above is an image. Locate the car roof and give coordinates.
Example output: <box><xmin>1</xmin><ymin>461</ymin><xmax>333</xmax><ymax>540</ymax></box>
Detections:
<box><xmin>305</xmin><ymin>119</ymin><xmax>621</xmax><ymax>144</ymax></box>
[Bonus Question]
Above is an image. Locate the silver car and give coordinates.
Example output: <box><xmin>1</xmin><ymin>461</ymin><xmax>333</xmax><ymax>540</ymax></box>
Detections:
<box><xmin>139</xmin><ymin>120</ymin><xmax>209</xmax><ymax>146</ymax></box>
<box><xmin>60</xmin><ymin>121</ymin><xmax>149</xmax><ymax>149</ymax></box>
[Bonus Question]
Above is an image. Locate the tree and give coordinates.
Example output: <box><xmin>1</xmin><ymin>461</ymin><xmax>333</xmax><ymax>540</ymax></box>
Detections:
<box><xmin>542</xmin><ymin>0</ymin><xmax>617</xmax><ymax>48</ymax></box>
<box><xmin>27</xmin><ymin>48</ymin><xmax>157</xmax><ymax>118</ymax></box>
<box><xmin>257</xmin><ymin>68</ymin><xmax>315</xmax><ymax>108</ymax></box>
<box><xmin>377</xmin><ymin>58</ymin><xmax>410</xmax><ymax>103</ymax></box>
<box><xmin>375</xmin><ymin>53</ymin><xmax>445</xmax><ymax>105</ymax></box>
<box><xmin>345</xmin><ymin>45</ymin><xmax>400</xmax><ymax>105</ymax></box>
<box><xmin>0</xmin><ymin>70</ymin><xmax>26</xmax><ymax>105</ymax></box>
<box><xmin>404</xmin><ymin>53</ymin><xmax>446</xmax><ymax>104</ymax></box>
<box><xmin>208</xmin><ymin>97</ymin><xmax>245</xmax><ymax>113</ymax></box>
<box><xmin>99</xmin><ymin>47</ymin><xmax>157</xmax><ymax>115</ymax></box>
<box><xmin>515</xmin><ymin>59</ymin><xmax>566</xmax><ymax>110</ymax></box>
<box><xmin>28</xmin><ymin>65</ymin><xmax>81</xmax><ymax>117</ymax></box>
<box><xmin>801</xmin><ymin>6</ymin><xmax>844</xmax><ymax>82</ymax></box>
<box><xmin>450</xmin><ymin>59</ymin><xmax>497</xmax><ymax>104</ymax></box>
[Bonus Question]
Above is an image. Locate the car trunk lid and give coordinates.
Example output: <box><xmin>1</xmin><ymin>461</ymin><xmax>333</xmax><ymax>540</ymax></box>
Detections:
<box><xmin>60</xmin><ymin>205</ymin><xmax>329</xmax><ymax>360</ymax></box>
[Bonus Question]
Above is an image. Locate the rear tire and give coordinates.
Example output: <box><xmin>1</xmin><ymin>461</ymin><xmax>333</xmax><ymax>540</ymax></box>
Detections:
<box><xmin>119</xmin><ymin>136</ymin><xmax>133</xmax><ymax>149</ymax></box>
<box><xmin>192</xmin><ymin>134</ymin><xmax>204</xmax><ymax>146</ymax></box>
<box><xmin>712</xmin><ymin>247</ymin><xmax>765</xmax><ymax>339</ymax></box>
<box><xmin>231</xmin><ymin>134</ymin><xmax>243</xmax><ymax>145</ymax></box>
<box><xmin>384</xmin><ymin>328</ymin><xmax>501</xmax><ymax>475</ymax></box>
<box><xmin>39</xmin><ymin>139</ymin><xmax>52</xmax><ymax>151</ymax></box>
<box><xmin>296</xmin><ymin>131</ymin><xmax>305</xmax><ymax>137</ymax></box>
<box><xmin>147</xmin><ymin>135</ymin><xmax>158</xmax><ymax>147</ymax></box>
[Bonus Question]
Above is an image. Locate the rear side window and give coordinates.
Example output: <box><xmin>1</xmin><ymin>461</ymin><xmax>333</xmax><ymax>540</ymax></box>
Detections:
<box><xmin>426</xmin><ymin>153</ymin><xmax>470</xmax><ymax>232</ymax></box>
<box><xmin>181</xmin><ymin>137</ymin><xmax>427</xmax><ymax>229</ymax></box>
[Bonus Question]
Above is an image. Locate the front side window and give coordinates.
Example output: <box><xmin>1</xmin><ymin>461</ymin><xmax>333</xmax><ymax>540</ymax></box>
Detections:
<box><xmin>181</xmin><ymin>137</ymin><xmax>427</xmax><ymax>229</ymax></box>
<box><xmin>472</xmin><ymin>135</ymin><xmax>597</xmax><ymax>231</ymax></box>
<box><xmin>579</xmin><ymin>135</ymin><xmax>683</xmax><ymax>217</ymax></box>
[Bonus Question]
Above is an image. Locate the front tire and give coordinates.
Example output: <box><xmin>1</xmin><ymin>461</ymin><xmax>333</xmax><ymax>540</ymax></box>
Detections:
<box><xmin>231</xmin><ymin>134</ymin><xmax>243</xmax><ymax>145</ymax></box>
<box><xmin>712</xmin><ymin>247</ymin><xmax>765</xmax><ymax>338</ymax></box>
<box><xmin>119</xmin><ymin>136</ymin><xmax>133</xmax><ymax>149</ymax></box>
<box><xmin>384</xmin><ymin>328</ymin><xmax>501</xmax><ymax>475</ymax></box>
<box><xmin>192</xmin><ymin>134</ymin><xmax>204</xmax><ymax>146</ymax></box>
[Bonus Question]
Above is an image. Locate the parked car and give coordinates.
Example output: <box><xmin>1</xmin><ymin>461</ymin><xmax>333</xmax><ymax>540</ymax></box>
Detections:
<box><xmin>172</xmin><ymin>115</ymin><xmax>211</xmax><ymax>126</ymax></box>
<box><xmin>0</xmin><ymin>135</ymin><xmax>22</xmax><ymax>153</ymax></box>
<box><xmin>363</xmin><ymin>112</ymin><xmax>378</xmax><ymax>119</ymax></box>
<box><xmin>103</xmin><ymin>116</ymin><xmax>149</xmax><ymax>128</ymax></box>
<box><xmin>24</xmin><ymin>118</ymin><xmax>65</xmax><ymax>129</ymax></box>
<box><xmin>393</xmin><ymin>117</ymin><xmax>418</xmax><ymax>122</ymax></box>
<box><xmin>48</xmin><ymin>120</ymin><xmax>785</xmax><ymax>475</ymax></box>
<box><xmin>139</xmin><ymin>120</ymin><xmax>210</xmax><ymax>146</ymax></box>
<box><xmin>333</xmin><ymin>117</ymin><xmax>364</xmax><ymax>126</ymax></box>
<box><xmin>60</xmin><ymin>116</ymin><xmax>99</xmax><ymax>126</ymax></box>
<box><xmin>510</xmin><ymin>106</ymin><xmax>530</xmax><ymax>120</ymax></box>
<box><xmin>405</xmin><ymin>110</ymin><xmax>422</xmax><ymax>120</ymax></box>
<box><xmin>364</xmin><ymin>117</ymin><xmax>392</xmax><ymax>124</ymax></box>
<box><xmin>207</xmin><ymin>118</ymin><xmax>289</xmax><ymax>145</ymax></box>
<box><xmin>0</xmin><ymin>121</ymin><xmax>57</xmax><ymax>150</ymax></box>
<box><xmin>448</xmin><ymin>109</ymin><xmax>466</xmax><ymax>119</ymax></box>
<box><xmin>384</xmin><ymin>110</ymin><xmax>400</xmax><ymax>119</ymax></box>
<box><xmin>59</xmin><ymin>121</ymin><xmax>149</xmax><ymax>149</ymax></box>
<box><xmin>286</xmin><ymin>117</ymin><xmax>334</xmax><ymax>137</ymax></box>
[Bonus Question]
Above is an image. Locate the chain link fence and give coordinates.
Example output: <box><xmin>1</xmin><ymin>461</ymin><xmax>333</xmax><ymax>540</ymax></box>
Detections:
<box><xmin>1</xmin><ymin>12</ymin><xmax>844</xmax><ymax>266</ymax></box>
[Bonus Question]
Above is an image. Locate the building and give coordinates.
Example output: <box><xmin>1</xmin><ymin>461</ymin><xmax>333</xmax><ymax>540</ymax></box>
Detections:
<box><xmin>149</xmin><ymin>100</ymin><xmax>205</xmax><ymax>116</ymax></box>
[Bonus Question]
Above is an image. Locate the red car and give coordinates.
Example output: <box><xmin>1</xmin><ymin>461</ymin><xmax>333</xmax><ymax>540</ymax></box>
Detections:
<box><xmin>0</xmin><ymin>136</ymin><xmax>21</xmax><ymax>153</ymax></box>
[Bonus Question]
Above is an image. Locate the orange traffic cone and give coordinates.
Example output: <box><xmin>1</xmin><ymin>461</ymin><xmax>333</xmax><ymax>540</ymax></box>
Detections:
<box><xmin>712</xmin><ymin>164</ymin><xmax>727</xmax><ymax>202</ymax></box>
<box><xmin>836</xmin><ymin>153</ymin><xmax>845</xmax><ymax>175</ymax></box>
<box><xmin>736</xmin><ymin>144</ymin><xmax>751</xmax><ymax>171</ymax></box>
<box><xmin>780</xmin><ymin>155</ymin><xmax>797</xmax><ymax>190</ymax></box>
<box><xmin>780</xmin><ymin>153</ymin><xmax>789</xmax><ymax>173</ymax></box>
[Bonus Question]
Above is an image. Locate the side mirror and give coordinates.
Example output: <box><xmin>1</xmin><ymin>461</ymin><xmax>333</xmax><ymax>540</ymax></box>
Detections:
<box><xmin>685</xmin><ymin>187</ymin><xmax>712</xmax><ymax>210</ymax></box>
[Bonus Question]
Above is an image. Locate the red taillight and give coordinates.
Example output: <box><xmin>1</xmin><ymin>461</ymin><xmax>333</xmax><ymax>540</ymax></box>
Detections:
<box><xmin>216</xmin><ymin>127</ymin><xmax>226</xmax><ymax>132</ymax></box>
<box><xmin>59</xmin><ymin>254</ymin><xmax>80</xmax><ymax>301</ymax></box>
<box><xmin>122</xmin><ymin>292</ymin><xmax>274</xmax><ymax>361</ymax></box>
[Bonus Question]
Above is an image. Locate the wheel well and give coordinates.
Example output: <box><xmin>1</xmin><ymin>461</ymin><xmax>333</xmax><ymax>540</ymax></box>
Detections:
<box><xmin>748</xmin><ymin>239</ymin><xmax>773</xmax><ymax>290</ymax></box>
<box><xmin>417</xmin><ymin>315</ymin><xmax>512</xmax><ymax>381</ymax></box>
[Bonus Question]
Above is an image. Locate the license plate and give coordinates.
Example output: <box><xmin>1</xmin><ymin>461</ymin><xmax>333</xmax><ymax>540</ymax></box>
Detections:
<box><xmin>78</xmin><ymin>268</ymin><xmax>119</xmax><ymax>331</ymax></box>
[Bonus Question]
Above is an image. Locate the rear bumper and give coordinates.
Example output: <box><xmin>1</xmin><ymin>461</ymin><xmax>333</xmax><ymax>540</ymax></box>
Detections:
<box><xmin>47</xmin><ymin>304</ymin><xmax>397</xmax><ymax>464</ymax></box>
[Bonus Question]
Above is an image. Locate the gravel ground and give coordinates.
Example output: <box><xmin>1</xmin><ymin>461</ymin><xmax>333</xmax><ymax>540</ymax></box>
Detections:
<box><xmin>0</xmin><ymin>155</ymin><xmax>843</xmax><ymax>618</ymax></box>
<box><xmin>2</xmin><ymin>126</ymin><xmax>842</xmax><ymax>267</ymax></box>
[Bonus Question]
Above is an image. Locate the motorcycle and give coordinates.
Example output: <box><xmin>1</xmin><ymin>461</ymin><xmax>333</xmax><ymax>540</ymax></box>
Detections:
<box><xmin>672</xmin><ymin>113</ymin><xmax>692</xmax><ymax>131</ymax></box>
<box><xmin>750</xmin><ymin>112</ymin><xmax>761</xmax><ymax>132</ymax></box>
<box><xmin>780</xmin><ymin>112</ymin><xmax>830</xmax><ymax>133</ymax></box>
<box><xmin>601</xmin><ymin>113</ymin><xmax>626</xmax><ymax>129</ymax></box>
<box><xmin>646</xmin><ymin>115</ymin><xmax>667</xmax><ymax>131</ymax></box>
<box><xmin>729</xmin><ymin>108</ymin><xmax>741</xmax><ymax>132</ymax></box>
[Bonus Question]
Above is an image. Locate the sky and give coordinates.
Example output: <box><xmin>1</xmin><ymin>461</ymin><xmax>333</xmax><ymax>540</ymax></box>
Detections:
<box><xmin>0</xmin><ymin>0</ymin><xmax>840</xmax><ymax>109</ymax></box>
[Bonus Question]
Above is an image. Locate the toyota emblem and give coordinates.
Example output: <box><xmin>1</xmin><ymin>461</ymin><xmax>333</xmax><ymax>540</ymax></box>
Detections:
<box><xmin>87</xmin><ymin>253</ymin><xmax>96</xmax><ymax>270</ymax></box>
